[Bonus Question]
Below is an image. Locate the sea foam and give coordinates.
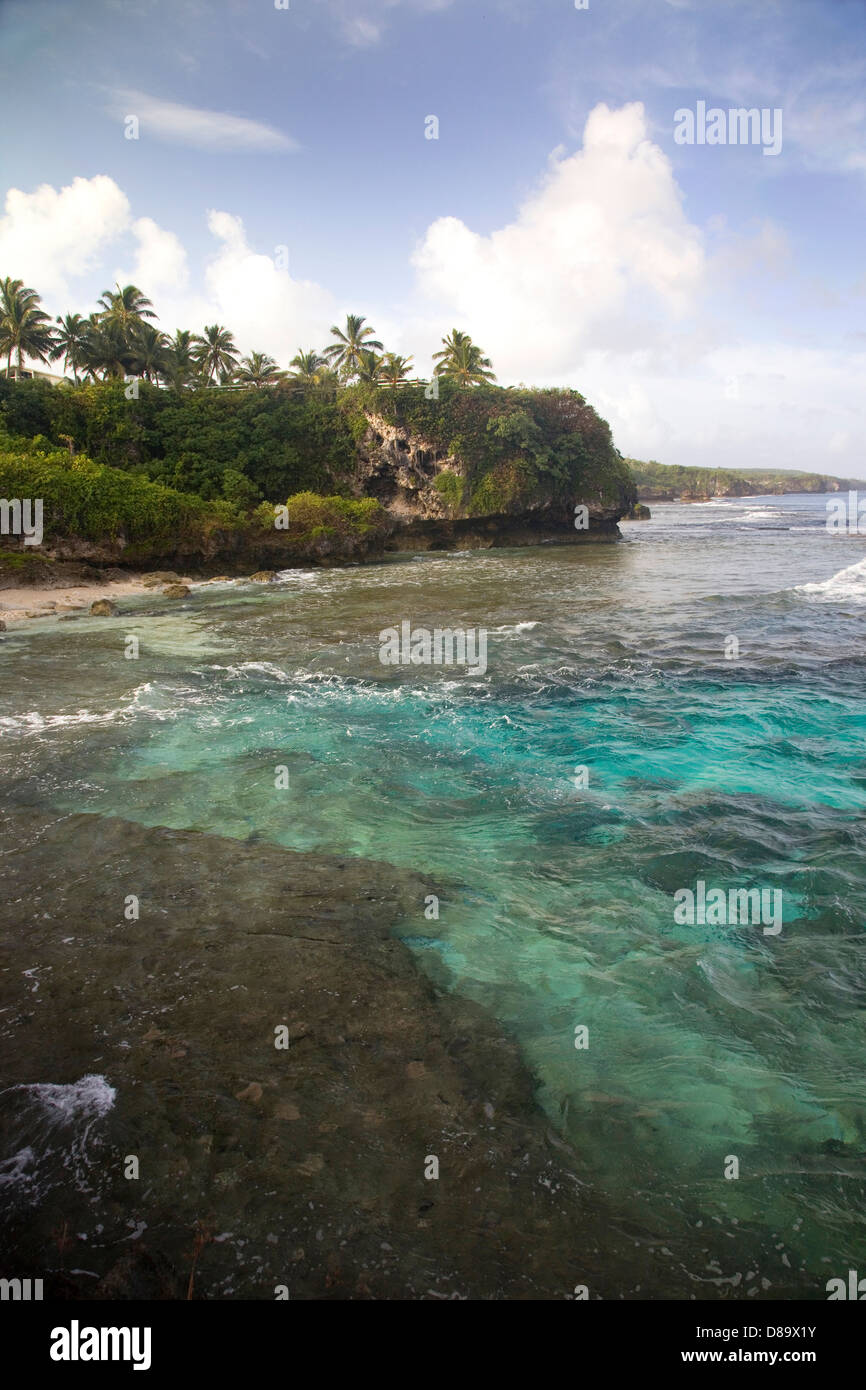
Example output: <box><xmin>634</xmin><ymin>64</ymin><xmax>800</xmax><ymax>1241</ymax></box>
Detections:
<box><xmin>796</xmin><ymin>556</ymin><xmax>866</xmax><ymax>604</ymax></box>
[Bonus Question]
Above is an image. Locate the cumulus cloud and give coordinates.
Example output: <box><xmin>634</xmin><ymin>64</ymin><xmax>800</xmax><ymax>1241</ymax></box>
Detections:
<box><xmin>0</xmin><ymin>171</ymin><xmax>336</xmax><ymax>366</ymax></box>
<box><xmin>406</xmin><ymin>101</ymin><xmax>864</xmax><ymax>472</ymax></box>
<box><xmin>412</xmin><ymin>102</ymin><xmax>706</xmax><ymax>381</ymax></box>
<box><xmin>115</xmin><ymin>217</ymin><xmax>189</xmax><ymax>295</ymax></box>
<box><xmin>0</xmin><ymin>175</ymin><xmax>131</xmax><ymax>297</ymax></box>
<box><xmin>2</xmin><ymin>122</ymin><xmax>861</xmax><ymax>475</ymax></box>
<box><xmin>110</xmin><ymin>91</ymin><xmax>298</xmax><ymax>152</ymax></box>
<box><xmin>191</xmin><ymin>210</ymin><xmax>338</xmax><ymax>362</ymax></box>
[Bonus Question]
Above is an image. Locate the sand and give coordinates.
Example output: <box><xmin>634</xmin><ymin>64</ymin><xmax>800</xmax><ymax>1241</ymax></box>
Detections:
<box><xmin>0</xmin><ymin>574</ymin><xmax>194</xmax><ymax>624</ymax></box>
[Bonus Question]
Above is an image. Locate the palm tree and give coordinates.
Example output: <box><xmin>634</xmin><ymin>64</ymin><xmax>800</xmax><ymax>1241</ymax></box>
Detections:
<box><xmin>380</xmin><ymin>352</ymin><xmax>413</xmax><ymax>386</ymax></box>
<box><xmin>165</xmin><ymin>329</ymin><xmax>200</xmax><ymax>389</ymax></box>
<box><xmin>52</xmin><ymin>312</ymin><xmax>89</xmax><ymax>382</ymax></box>
<box><xmin>310</xmin><ymin>364</ymin><xmax>340</xmax><ymax>400</ymax></box>
<box><xmin>432</xmin><ymin>329</ymin><xmax>496</xmax><ymax>387</ymax></box>
<box><xmin>126</xmin><ymin>322</ymin><xmax>172</xmax><ymax>383</ymax></box>
<box><xmin>192</xmin><ymin>324</ymin><xmax>240</xmax><ymax>385</ymax></box>
<box><xmin>356</xmin><ymin>348</ymin><xmax>384</xmax><ymax>384</ymax></box>
<box><xmin>288</xmin><ymin>348</ymin><xmax>328</xmax><ymax>385</ymax></box>
<box><xmin>323</xmin><ymin>314</ymin><xmax>383</xmax><ymax>381</ymax></box>
<box><xmin>235</xmin><ymin>351</ymin><xmax>284</xmax><ymax>387</ymax></box>
<box><xmin>0</xmin><ymin>278</ymin><xmax>56</xmax><ymax>379</ymax></box>
<box><xmin>97</xmin><ymin>283</ymin><xmax>157</xmax><ymax>335</ymax></box>
<box><xmin>80</xmin><ymin>314</ymin><xmax>130</xmax><ymax>380</ymax></box>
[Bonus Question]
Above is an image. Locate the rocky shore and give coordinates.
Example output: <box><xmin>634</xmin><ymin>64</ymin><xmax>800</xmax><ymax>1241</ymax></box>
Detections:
<box><xmin>0</xmin><ymin>808</ymin><xmax>720</xmax><ymax>1301</ymax></box>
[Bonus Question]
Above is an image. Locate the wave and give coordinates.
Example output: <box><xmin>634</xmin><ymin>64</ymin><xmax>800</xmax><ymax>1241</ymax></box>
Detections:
<box><xmin>215</xmin><ymin>661</ymin><xmax>294</xmax><ymax>683</ymax></box>
<box><xmin>0</xmin><ymin>681</ymin><xmax>198</xmax><ymax>733</ymax></box>
<box><xmin>490</xmin><ymin>620</ymin><xmax>540</xmax><ymax>636</ymax></box>
<box><xmin>3</xmin><ymin>1074</ymin><xmax>116</xmax><ymax>1125</ymax></box>
<box><xmin>795</xmin><ymin>556</ymin><xmax>866</xmax><ymax>605</ymax></box>
<box><xmin>0</xmin><ymin>1075</ymin><xmax>116</xmax><ymax>1203</ymax></box>
<box><xmin>273</xmin><ymin>569</ymin><xmax>322</xmax><ymax>584</ymax></box>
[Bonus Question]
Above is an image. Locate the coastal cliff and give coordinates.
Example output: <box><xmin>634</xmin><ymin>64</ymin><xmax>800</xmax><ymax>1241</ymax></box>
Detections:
<box><xmin>0</xmin><ymin>377</ymin><xmax>636</xmax><ymax>571</ymax></box>
<box><xmin>627</xmin><ymin>456</ymin><xmax>866</xmax><ymax>502</ymax></box>
<box><xmin>354</xmin><ymin>403</ymin><xmax>631</xmax><ymax>549</ymax></box>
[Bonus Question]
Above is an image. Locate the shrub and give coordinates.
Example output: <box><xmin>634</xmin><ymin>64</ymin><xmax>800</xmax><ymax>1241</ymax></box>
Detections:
<box><xmin>0</xmin><ymin>432</ymin><xmax>211</xmax><ymax>542</ymax></box>
<box><xmin>278</xmin><ymin>492</ymin><xmax>387</xmax><ymax>540</ymax></box>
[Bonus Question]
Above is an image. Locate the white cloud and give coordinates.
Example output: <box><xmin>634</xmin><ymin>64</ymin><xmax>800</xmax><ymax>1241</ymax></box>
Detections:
<box><xmin>0</xmin><ymin>172</ymin><xmax>337</xmax><ymax>364</ymax></box>
<box><xmin>110</xmin><ymin>90</ymin><xmax>298</xmax><ymax>152</ymax></box>
<box><xmin>412</xmin><ymin>102</ymin><xmax>706</xmax><ymax>380</ymax></box>
<box><xmin>2</xmin><ymin>131</ymin><xmax>862</xmax><ymax>476</ymax></box>
<box><xmin>407</xmin><ymin>102</ymin><xmax>864</xmax><ymax>472</ymax></box>
<box><xmin>572</xmin><ymin>341</ymin><xmax>866</xmax><ymax>474</ymax></box>
<box><xmin>192</xmin><ymin>209</ymin><xmax>337</xmax><ymax>361</ymax></box>
<box><xmin>0</xmin><ymin>175</ymin><xmax>131</xmax><ymax>297</ymax></box>
<box><xmin>115</xmin><ymin>217</ymin><xmax>189</xmax><ymax>295</ymax></box>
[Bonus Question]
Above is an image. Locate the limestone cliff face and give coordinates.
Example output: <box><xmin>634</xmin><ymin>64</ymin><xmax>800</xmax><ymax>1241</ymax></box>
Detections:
<box><xmin>355</xmin><ymin>412</ymin><xmax>632</xmax><ymax>548</ymax></box>
<box><xmin>354</xmin><ymin>413</ymin><xmax>456</xmax><ymax>522</ymax></box>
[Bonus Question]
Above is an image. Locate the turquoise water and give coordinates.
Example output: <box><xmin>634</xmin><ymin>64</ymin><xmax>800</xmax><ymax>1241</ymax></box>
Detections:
<box><xmin>2</xmin><ymin>493</ymin><xmax>865</xmax><ymax>1294</ymax></box>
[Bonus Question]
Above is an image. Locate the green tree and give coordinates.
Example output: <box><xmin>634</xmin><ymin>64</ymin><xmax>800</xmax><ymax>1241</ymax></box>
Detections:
<box><xmin>356</xmin><ymin>348</ymin><xmax>384</xmax><ymax>384</ymax></box>
<box><xmin>235</xmin><ymin>351</ymin><xmax>284</xmax><ymax>387</ymax></box>
<box><xmin>380</xmin><ymin>352</ymin><xmax>413</xmax><ymax>386</ymax></box>
<box><xmin>97</xmin><ymin>283</ymin><xmax>157</xmax><ymax>335</ymax></box>
<box><xmin>432</xmin><ymin>328</ymin><xmax>496</xmax><ymax>387</ymax></box>
<box><xmin>221</xmin><ymin>466</ymin><xmax>262</xmax><ymax>508</ymax></box>
<box><xmin>80</xmin><ymin>314</ymin><xmax>131</xmax><ymax>380</ymax></box>
<box><xmin>288</xmin><ymin>348</ymin><xmax>328</xmax><ymax>385</ymax></box>
<box><xmin>324</xmin><ymin>314</ymin><xmax>383</xmax><ymax>381</ymax></box>
<box><xmin>51</xmin><ymin>313</ymin><xmax>89</xmax><ymax>382</ymax></box>
<box><xmin>192</xmin><ymin>324</ymin><xmax>240</xmax><ymax>385</ymax></box>
<box><xmin>127</xmin><ymin>323</ymin><xmax>172</xmax><ymax>383</ymax></box>
<box><xmin>0</xmin><ymin>278</ymin><xmax>56</xmax><ymax>379</ymax></box>
<box><xmin>165</xmin><ymin>329</ymin><xmax>200</xmax><ymax>389</ymax></box>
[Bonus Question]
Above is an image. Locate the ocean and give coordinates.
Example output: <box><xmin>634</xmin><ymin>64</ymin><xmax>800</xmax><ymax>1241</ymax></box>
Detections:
<box><xmin>1</xmin><ymin>492</ymin><xmax>865</xmax><ymax>1298</ymax></box>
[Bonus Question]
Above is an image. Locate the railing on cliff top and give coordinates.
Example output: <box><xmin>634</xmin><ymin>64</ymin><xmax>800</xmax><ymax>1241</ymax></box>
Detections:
<box><xmin>206</xmin><ymin>379</ymin><xmax>434</xmax><ymax>393</ymax></box>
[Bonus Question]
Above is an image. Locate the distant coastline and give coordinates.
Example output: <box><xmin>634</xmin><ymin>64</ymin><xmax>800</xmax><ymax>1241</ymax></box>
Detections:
<box><xmin>626</xmin><ymin>457</ymin><xmax>866</xmax><ymax>503</ymax></box>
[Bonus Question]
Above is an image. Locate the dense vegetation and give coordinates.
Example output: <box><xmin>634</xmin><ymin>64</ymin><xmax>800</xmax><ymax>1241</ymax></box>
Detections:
<box><xmin>0</xmin><ymin>425</ymin><xmax>386</xmax><ymax>551</ymax></box>
<box><xmin>365</xmin><ymin>380</ymin><xmax>632</xmax><ymax>514</ymax></box>
<box><xmin>0</xmin><ymin>427</ymin><xmax>217</xmax><ymax>545</ymax></box>
<box><xmin>0</xmin><ymin>373</ymin><xmax>630</xmax><ymax>522</ymax></box>
<box><xmin>0</xmin><ymin>275</ymin><xmax>633</xmax><ymax>552</ymax></box>
<box><xmin>628</xmin><ymin>458</ymin><xmax>866</xmax><ymax>500</ymax></box>
<box><xmin>0</xmin><ymin>375</ymin><xmax>357</xmax><ymax>501</ymax></box>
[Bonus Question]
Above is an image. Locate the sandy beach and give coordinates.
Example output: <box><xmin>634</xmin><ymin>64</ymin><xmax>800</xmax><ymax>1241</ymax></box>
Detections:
<box><xmin>0</xmin><ymin>574</ymin><xmax>193</xmax><ymax>624</ymax></box>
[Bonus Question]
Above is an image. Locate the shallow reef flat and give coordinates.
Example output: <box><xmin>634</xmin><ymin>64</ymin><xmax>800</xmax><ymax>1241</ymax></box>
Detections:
<box><xmin>0</xmin><ymin>807</ymin><xmax>703</xmax><ymax>1300</ymax></box>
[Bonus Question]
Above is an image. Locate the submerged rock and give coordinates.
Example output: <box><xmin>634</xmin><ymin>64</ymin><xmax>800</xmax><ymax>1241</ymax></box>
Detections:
<box><xmin>142</xmin><ymin>572</ymin><xmax>183</xmax><ymax>588</ymax></box>
<box><xmin>0</xmin><ymin>809</ymin><xmax>794</xmax><ymax>1301</ymax></box>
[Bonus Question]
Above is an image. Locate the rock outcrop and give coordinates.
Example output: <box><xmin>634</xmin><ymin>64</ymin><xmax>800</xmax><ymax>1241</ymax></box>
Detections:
<box><xmin>355</xmin><ymin>413</ymin><xmax>456</xmax><ymax>522</ymax></box>
<box><xmin>355</xmin><ymin>411</ymin><xmax>633</xmax><ymax>548</ymax></box>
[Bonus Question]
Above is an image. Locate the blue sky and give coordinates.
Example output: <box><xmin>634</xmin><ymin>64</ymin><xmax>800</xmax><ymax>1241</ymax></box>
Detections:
<box><xmin>0</xmin><ymin>0</ymin><xmax>864</xmax><ymax>470</ymax></box>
